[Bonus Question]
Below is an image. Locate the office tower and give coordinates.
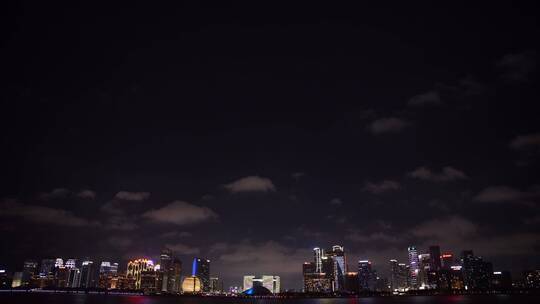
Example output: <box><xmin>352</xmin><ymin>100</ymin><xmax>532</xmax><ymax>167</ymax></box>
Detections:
<box><xmin>127</xmin><ymin>259</ymin><xmax>154</xmax><ymax>290</ymax></box>
<box><xmin>358</xmin><ymin>260</ymin><xmax>374</xmax><ymax>290</ymax></box>
<box><xmin>491</xmin><ymin>271</ymin><xmax>512</xmax><ymax>291</ymax></box>
<box><xmin>389</xmin><ymin>259</ymin><xmax>399</xmax><ymax>291</ymax></box>
<box><xmin>67</xmin><ymin>268</ymin><xmax>82</xmax><ymax>288</ymax></box>
<box><xmin>397</xmin><ymin>263</ymin><xmax>410</xmax><ymax>291</ymax></box>
<box><xmin>192</xmin><ymin>258</ymin><xmax>210</xmax><ymax>292</ymax></box>
<box><xmin>210</xmin><ymin>277</ymin><xmax>223</xmax><ymax>293</ymax></box>
<box><xmin>99</xmin><ymin>262</ymin><xmax>119</xmax><ymax>274</ymax></box>
<box><xmin>168</xmin><ymin>258</ymin><xmax>182</xmax><ymax>293</ymax></box>
<box><xmin>55</xmin><ymin>266</ymin><xmax>69</xmax><ymax>288</ymax></box>
<box><xmin>40</xmin><ymin>259</ymin><xmax>56</xmax><ymax>276</ymax></box>
<box><xmin>344</xmin><ymin>272</ymin><xmax>359</xmax><ymax>293</ymax></box>
<box><xmin>417</xmin><ymin>253</ymin><xmax>433</xmax><ymax>289</ymax></box>
<box><xmin>441</xmin><ymin>253</ymin><xmax>454</xmax><ymax>269</ymax></box>
<box><xmin>182</xmin><ymin>276</ymin><xmax>202</xmax><ymax>293</ymax></box>
<box><xmin>408</xmin><ymin>246</ymin><xmax>419</xmax><ymax>289</ymax></box>
<box><xmin>302</xmin><ymin>262</ymin><xmax>316</xmax><ymax>292</ymax></box>
<box><xmin>140</xmin><ymin>270</ymin><xmax>158</xmax><ymax>293</ymax></box>
<box><xmin>461</xmin><ymin>250</ymin><xmax>492</xmax><ymax>290</ymax></box>
<box><xmin>429</xmin><ymin>246</ymin><xmax>441</xmax><ymax>271</ymax></box>
<box><xmin>313</xmin><ymin>247</ymin><xmax>323</xmax><ymax>273</ymax></box>
<box><xmin>65</xmin><ymin>259</ymin><xmax>77</xmax><ymax>269</ymax></box>
<box><xmin>55</xmin><ymin>258</ymin><xmax>64</xmax><ymax>268</ymax></box>
<box><xmin>159</xmin><ymin>247</ymin><xmax>172</xmax><ymax>292</ymax></box>
<box><xmin>327</xmin><ymin>245</ymin><xmax>346</xmax><ymax>291</ymax></box>
<box><xmin>80</xmin><ymin>260</ymin><xmax>97</xmax><ymax>288</ymax></box>
<box><xmin>22</xmin><ymin>260</ymin><xmax>38</xmax><ymax>286</ymax></box>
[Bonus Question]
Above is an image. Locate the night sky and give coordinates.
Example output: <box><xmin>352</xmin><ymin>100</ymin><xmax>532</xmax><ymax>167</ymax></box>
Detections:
<box><xmin>1</xmin><ymin>2</ymin><xmax>539</xmax><ymax>290</ymax></box>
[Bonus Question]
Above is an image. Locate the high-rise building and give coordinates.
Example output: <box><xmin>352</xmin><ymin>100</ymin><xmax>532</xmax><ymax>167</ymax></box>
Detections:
<box><xmin>40</xmin><ymin>259</ymin><xmax>56</xmax><ymax>276</ymax></box>
<box><xmin>99</xmin><ymin>262</ymin><xmax>119</xmax><ymax>274</ymax></box>
<box><xmin>327</xmin><ymin>245</ymin><xmax>346</xmax><ymax>291</ymax></box>
<box><xmin>441</xmin><ymin>253</ymin><xmax>454</xmax><ymax>269</ymax></box>
<box><xmin>192</xmin><ymin>257</ymin><xmax>210</xmax><ymax>292</ymax></box>
<box><xmin>80</xmin><ymin>260</ymin><xmax>97</xmax><ymax>288</ymax></box>
<box><xmin>344</xmin><ymin>272</ymin><xmax>359</xmax><ymax>293</ymax></box>
<box><xmin>210</xmin><ymin>277</ymin><xmax>223</xmax><ymax>293</ymax></box>
<box><xmin>55</xmin><ymin>258</ymin><xmax>64</xmax><ymax>268</ymax></box>
<box><xmin>159</xmin><ymin>247</ymin><xmax>172</xmax><ymax>292</ymax></box>
<box><xmin>67</xmin><ymin>268</ymin><xmax>82</xmax><ymax>288</ymax></box>
<box><xmin>22</xmin><ymin>260</ymin><xmax>38</xmax><ymax>286</ymax></box>
<box><xmin>127</xmin><ymin>259</ymin><xmax>154</xmax><ymax>290</ymax></box>
<box><xmin>389</xmin><ymin>259</ymin><xmax>400</xmax><ymax>291</ymax></box>
<box><xmin>429</xmin><ymin>246</ymin><xmax>441</xmax><ymax>271</ymax></box>
<box><xmin>408</xmin><ymin>246</ymin><xmax>419</xmax><ymax>289</ymax></box>
<box><xmin>461</xmin><ymin>250</ymin><xmax>492</xmax><ymax>290</ymax></box>
<box><xmin>65</xmin><ymin>259</ymin><xmax>77</xmax><ymax>269</ymax></box>
<box><xmin>491</xmin><ymin>271</ymin><xmax>512</xmax><ymax>291</ymax></box>
<box><xmin>313</xmin><ymin>247</ymin><xmax>323</xmax><ymax>273</ymax></box>
<box><xmin>358</xmin><ymin>260</ymin><xmax>375</xmax><ymax>290</ymax></box>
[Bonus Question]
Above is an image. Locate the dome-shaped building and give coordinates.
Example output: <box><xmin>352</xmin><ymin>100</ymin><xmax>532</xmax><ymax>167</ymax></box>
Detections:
<box><xmin>242</xmin><ymin>285</ymin><xmax>272</xmax><ymax>296</ymax></box>
<box><xmin>182</xmin><ymin>276</ymin><xmax>202</xmax><ymax>293</ymax></box>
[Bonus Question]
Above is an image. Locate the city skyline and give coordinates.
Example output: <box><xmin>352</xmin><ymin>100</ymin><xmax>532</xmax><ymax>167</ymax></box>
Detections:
<box><xmin>1</xmin><ymin>2</ymin><xmax>539</xmax><ymax>292</ymax></box>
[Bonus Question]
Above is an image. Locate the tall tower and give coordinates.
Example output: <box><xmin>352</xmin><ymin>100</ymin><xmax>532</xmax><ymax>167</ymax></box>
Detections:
<box><xmin>328</xmin><ymin>245</ymin><xmax>346</xmax><ymax>291</ymax></box>
<box><xmin>408</xmin><ymin>246</ymin><xmax>419</xmax><ymax>289</ymax></box>
<box><xmin>429</xmin><ymin>245</ymin><xmax>441</xmax><ymax>271</ymax></box>
<box><xmin>313</xmin><ymin>247</ymin><xmax>323</xmax><ymax>273</ymax></box>
<box><xmin>192</xmin><ymin>257</ymin><xmax>210</xmax><ymax>292</ymax></box>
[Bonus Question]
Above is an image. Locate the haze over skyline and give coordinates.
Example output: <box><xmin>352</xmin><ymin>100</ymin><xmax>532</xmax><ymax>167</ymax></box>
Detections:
<box><xmin>1</xmin><ymin>2</ymin><xmax>539</xmax><ymax>289</ymax></box>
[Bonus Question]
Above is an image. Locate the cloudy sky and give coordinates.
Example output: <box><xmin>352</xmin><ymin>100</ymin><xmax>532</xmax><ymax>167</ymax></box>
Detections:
<box><xmin>1</xmin><ymin>2</ymin><xmax>539</xmax><ymax>289</ymax></box>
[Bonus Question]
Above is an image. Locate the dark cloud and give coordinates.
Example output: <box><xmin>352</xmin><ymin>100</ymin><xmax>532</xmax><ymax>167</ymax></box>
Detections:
<box><xmin>473</xmin><ymin>185</ymin><xmax>540</xmax><ymax>204</ymax></box>
<box><xmin>165</xmin><ymin>243</ymin><xmax>200</xmax><ymax>255</ymax></box>
<box><xmin>160</xmin><ymin>231</ymin><xmax>193</xmax><ymax>239</ymax></box>
<box><xmin>409</xmin><ymin>166</ymin><xmax>468</xmax><ymax>182</ymax></box>
<box><xmin>0</xmin><ymin>199</ymin><xmax>97</xmax><ymax>227</ymax></box>
<box><xmin>368</xmin><ymin>117</ymin><xmax>409</xmax><ymax>134</ymax></box>
<box><xmin>510</xmin><ymin>133</ymin><xmax>540</xmax><ymax>150</ymax></box>
<box><xmin>142</xmin><ymin>201</ymin><xmax>218</xmax><ymax>225</ymax></box>
<box><xmin>362</xmin><ymin>180</ymin><xmax>401</xmax><ymax>194</ymax></box>
<box><xmin>223</xmin><ymin>176</ymin><xmax>276</xmax><ymax>193</ymax></box>
<box><xmin>114</xmin><ymin>191</ymin><xmax>151</xmax><ymax>202</ymax></box>
<box><xmin>76</xmin><ymin>189</ymin><xmax>96</xmax><ymax>199</ymax></box>
<box><xmin>497</xmin><ymin>51</ymin><xmax>537</xmax><ymax>82</ymax></box>
<box><xmin>329</xmin><ymin>198</ymin><xmax>343</xmax><ymax>205</ymax></box>
<box><xmin>38</xmin><ymin>188</ymin><xmax>70</xmax><ymax>200</ymax></box>
<box><xmin>408</xmin><ymin>90</ymin><xmax>443</xmax><ymax>107</ymax></box>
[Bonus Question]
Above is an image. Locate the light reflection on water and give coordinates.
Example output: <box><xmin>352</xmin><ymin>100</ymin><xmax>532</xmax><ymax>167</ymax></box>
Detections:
<box><xmin>0</xmin><ymin>294</ymin><xmax>539</xmax><ymax>304</ymax></box>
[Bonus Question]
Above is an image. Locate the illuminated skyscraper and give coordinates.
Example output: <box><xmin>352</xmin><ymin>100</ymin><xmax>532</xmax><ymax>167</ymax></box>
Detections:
<box><xmin>192</xmin><ymin>257</ymin><xmax>210</xmax><ymax>292</ymax></box>
<box><xmin>65</xmin><ymin>259</ymin><xmax>77</xmax><ymax>269</ymax></box>
<box><xmin>328</xmin><ymin>245</ymin><xmax>346</xmax><ymax>291</ymax></box>
<box><xmin>408</xmin><ymin>246</ymin><xmax>419</xmax><ymax>289</ymax></box>
<box><xmin>99</xmin><ymin>262</ymin><xmax>119</xmax><ymax>274</ymax></box>
<box><xmin>55</xmin><ymin>258</ymin><xmax>64</xmax><ymax>268</ymax></box>
<box><xmin>313</xmin><ymin>247</ymin><xmax>323</xmax><ymax>273</ymax></box>
<box><xmin>127</xmin><ymin>259</ymin><xmax>154</xmax><ymax>290</ymax></box>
